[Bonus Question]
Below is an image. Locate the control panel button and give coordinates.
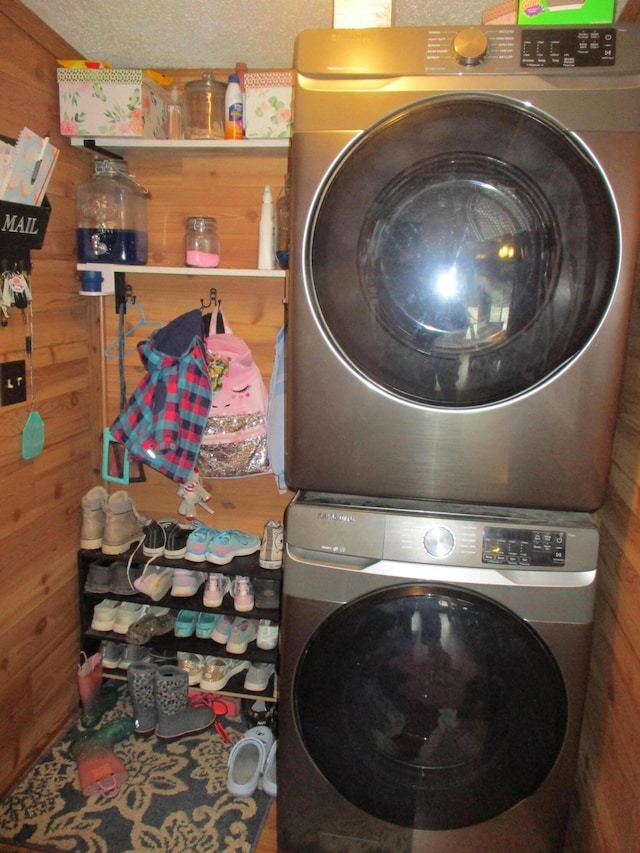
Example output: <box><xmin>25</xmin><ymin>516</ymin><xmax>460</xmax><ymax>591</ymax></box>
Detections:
<box><xmin>453</xmin><ymin>27</ymin><xmax>489</xmax><ymax>66</ymax></box>
<box><xmin>424</xmin><ymin>526</ymin><xmax>455</xmax><ymax>558</ymax></box>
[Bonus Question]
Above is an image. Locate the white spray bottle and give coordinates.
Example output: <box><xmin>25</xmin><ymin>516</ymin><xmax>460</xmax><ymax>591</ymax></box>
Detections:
<box><xmin>258</xmin><ymin>184</ymin><xmax>275</xmax><ymax>270</ymax></box>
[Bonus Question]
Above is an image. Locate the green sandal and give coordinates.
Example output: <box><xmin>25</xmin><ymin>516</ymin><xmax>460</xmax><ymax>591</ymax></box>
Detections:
<box><xmin>126</xmin><ymin>609</ymin><xmax>175</xmax><ymax>645</ymax></box>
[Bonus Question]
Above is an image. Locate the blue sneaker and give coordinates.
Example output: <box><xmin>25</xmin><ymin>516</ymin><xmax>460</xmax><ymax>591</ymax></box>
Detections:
<box><xmin>196</xmin><ymin>611</ymin><xmax>222</xmax><ymax>639</ymax></box>
<box><xmin>206</xmin><ymin>529</ymin><xmax>261</xmax><ymax>566</ymax></box>
<box><xmin>184</xmin><ymin>526</ymin><xmax>219</xmax><ymax>563</ymax></box>
<box><xmin>174</xmin><ymin>610</ymin><xmax>198</xmax><ymax>638</ymax></box>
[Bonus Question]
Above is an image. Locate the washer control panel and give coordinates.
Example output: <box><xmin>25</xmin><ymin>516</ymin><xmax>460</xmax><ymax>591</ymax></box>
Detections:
<box><xmin>288</xmin><ymin>493</ymin><xmax>600</xmax><ymax>573</ymax></box>
<box><xmin>520</xmin><ymin>28</ymin><xmax>616</xmax><ymax>68</ymax></box>
<box><xmin>482</xmin><ymin>526</ymin><xmax>566</xmax><ymax>567</ymax></box>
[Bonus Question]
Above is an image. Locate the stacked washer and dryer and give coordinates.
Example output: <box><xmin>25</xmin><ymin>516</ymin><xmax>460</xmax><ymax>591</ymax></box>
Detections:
<box><xmin>279</xmin><ymin>23</ymin><xmax>640</xmax><ymax>853</ymax></box>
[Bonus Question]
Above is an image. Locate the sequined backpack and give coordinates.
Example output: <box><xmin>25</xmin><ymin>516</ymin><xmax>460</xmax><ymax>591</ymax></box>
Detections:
<box><xmin>197</xmin><ymin>307</ymin><xmax>270</xmax><ymax>478</ymax></box>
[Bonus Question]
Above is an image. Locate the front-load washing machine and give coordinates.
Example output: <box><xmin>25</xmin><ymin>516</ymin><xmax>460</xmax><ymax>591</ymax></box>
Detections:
<box><xmin>286</xmin><ymin>24</ymin><xmax>640</xmax><ymax>510</ymax></box>
<box><xmin>278</xmin><ymin>492</ymin><xmax>598</xmax><ymax>852</ymax></box>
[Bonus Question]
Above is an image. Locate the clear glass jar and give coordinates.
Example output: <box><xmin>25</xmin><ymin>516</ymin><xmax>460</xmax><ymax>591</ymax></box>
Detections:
<box><xmin>183</xmin><ymin>73</ymin><xmax>225</xmax><ymax>140</ymax></box>
<box><xmin>185</xmin><ymin>217</ymin><xmax>221</xmax><ymax>268</ymax></box>
<box><xmin>77</xmin><ymin>159</ymin><xmax>149</xmax><ymax>264</ymax></box>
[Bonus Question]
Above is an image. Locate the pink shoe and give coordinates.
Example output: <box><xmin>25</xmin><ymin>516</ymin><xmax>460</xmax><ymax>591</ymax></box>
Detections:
<box><xmin>171</xmin><ymin>569</ymin><xmax>206</xmax><ymax>597</ymax></box>
<box><xmin>226</xmin><ymin>619</ymin><xmax>258</xmax><ymax>654</ymax></box>
<box><xmin>203</xmin><ymin>573</ymin><xmax>231</xmax><ymax>608</ymax></box>
<box><xmin>231</xmin><ymin>576</ymin><xmax>254</xmax><ymax>612</ymax></box>
<box><xmin>210</xmin><ymin>614</ymin><xmax>236</xmax><ymax>645</ymax></box>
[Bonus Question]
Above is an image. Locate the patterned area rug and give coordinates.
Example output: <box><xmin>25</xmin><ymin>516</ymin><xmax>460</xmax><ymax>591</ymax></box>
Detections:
<box><xmin>0</xmin><ymin>686</ymin><xmax>272</xmax><ymax>853</ymax></box>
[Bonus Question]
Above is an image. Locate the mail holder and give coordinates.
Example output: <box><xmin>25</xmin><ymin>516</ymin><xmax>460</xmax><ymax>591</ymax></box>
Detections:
<box><xmin>0</xmin><ymin>131</ymin><xmax>52</xmax><ymax>265</ymax></box>
<box><xmin>0</xmin><ymin>197</ymin><xmax>52</xmax><ymax>267</ymax></box>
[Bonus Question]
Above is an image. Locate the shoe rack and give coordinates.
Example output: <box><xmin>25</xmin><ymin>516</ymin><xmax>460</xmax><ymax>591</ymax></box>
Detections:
<box><xmin>77</xmin><ymin>547</ymin><xmax>280</xmax><ymax>702</ymax></box>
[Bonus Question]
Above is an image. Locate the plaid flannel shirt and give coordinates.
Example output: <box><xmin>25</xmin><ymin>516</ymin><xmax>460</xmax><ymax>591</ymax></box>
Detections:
<box><xmin>110</xmin><ymin>309</ymin><xmax>212</xmax><ymax>484</ymax></box>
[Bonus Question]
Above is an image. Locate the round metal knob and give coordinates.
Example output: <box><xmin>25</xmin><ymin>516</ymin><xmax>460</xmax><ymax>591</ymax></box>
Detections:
<box><xmin>452</xmin><ymin>27</ymin><xmax>489</xmax><ymax>66</ymax></box>
<box><xmin>423</xmin><ymin>526</ymin><xmax>455</xmax><ymax>559</ymax></box>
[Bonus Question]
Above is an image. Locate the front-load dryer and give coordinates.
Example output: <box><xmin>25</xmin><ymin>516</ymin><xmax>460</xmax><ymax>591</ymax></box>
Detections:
<box><xmin>286</xmin><ymin>24</ymin><xmax>640</xmax><ymax>510</ymax></box>
<box><xmin>278</xmin><ymin>492</ymin><xmax>598</xmax><ymax>852</ymax></box>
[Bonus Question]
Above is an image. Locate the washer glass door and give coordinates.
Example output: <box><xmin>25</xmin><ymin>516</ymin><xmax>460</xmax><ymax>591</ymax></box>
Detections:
<box><xmin>308</xmin><ymin>94</ymin><xmax>619</xmax><ymax>406</ymax></box>
<box><xmin>294</xmin><ymin>583</ymin><xmax>568</xmax><ymax>830</ymax></box>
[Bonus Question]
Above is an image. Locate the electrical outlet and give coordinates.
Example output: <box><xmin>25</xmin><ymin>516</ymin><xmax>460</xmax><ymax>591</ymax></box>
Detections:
<box><xmin>0</xmin><ymin>360</ymin><xmax>27</xmax><ymax>406</ymax></box>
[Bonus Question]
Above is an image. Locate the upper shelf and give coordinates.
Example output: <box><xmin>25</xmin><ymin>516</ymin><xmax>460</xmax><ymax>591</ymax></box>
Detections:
<box><xmin>77</xmin><ymin>263</ymin><xmax>285</xmax><ymax>296</ymax></box>
<box><xmin>70</xmin><ymin>138</ymin><xmax>290</xmax><ymax>154</ymax></box>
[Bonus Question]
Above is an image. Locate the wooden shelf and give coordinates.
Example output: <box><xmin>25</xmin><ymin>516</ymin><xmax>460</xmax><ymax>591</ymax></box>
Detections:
<box><xmin>70</xmin><ymin>137</ymin><xmax>289</xmax><ymax>154</ymax></box>
<box><xmin>78</xmin><ymin>263</ymin><xmax>285</xmax><ymax>296</ymax></box>
<box><xmin>78</xmin><ymin>263</ymin><xmax>284</xmax><ymax>277</ymax></box>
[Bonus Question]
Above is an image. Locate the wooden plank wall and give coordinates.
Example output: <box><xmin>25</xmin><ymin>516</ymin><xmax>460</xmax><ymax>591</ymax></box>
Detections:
<box><xmin>0</xmin><ymin>7</ymin><xmax>290</xmax><ymax>796</ymax></box>
<box><xmin>563</xmin><ymin>7</ymin><xmax>640</xmax><ymax>849</ymax></box>
<box><xmin>0</xmin><ymin>1</ymin><xmax>96</xmax><ymax>794</ymax></box>
<box><xmin>565</xmin><ymin>260</ymin><xmax>640</xmax><ymax>851</ymax></box>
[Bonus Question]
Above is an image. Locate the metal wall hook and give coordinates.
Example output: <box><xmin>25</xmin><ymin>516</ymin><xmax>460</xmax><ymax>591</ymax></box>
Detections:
<box><xmin>114</xmin><ymin>274</ymin><xmax>136</xmax><ymax>313</ymax></box>
<box><xmin>200</xmin><ymin>288</ymin><xmax>218</xmax><ymax>310</ymax></box>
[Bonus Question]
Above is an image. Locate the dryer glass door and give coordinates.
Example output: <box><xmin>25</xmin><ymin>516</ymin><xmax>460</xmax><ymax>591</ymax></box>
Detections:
<box><xmin>308</xmin><ymin>94</ymin><xmax>618</xmax><ymax>406</ymax></box>
<box><xmin>294</xmin><ymin>582</ymin><xmax>568</xmax><ymax>830</ymax></box>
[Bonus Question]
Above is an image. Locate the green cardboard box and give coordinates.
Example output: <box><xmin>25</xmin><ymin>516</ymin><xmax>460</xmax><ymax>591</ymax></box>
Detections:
<box><xmin>518</xmin><ymin>0</ymin><xmax>615</xmax><ymax>25</ymax></box>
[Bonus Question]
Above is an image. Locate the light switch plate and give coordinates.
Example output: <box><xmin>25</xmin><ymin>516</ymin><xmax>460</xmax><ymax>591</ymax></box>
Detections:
<box><xmin>0</xmin><ymin>360</ymin><xmax>27</xmax><ymax>406</ymax></box>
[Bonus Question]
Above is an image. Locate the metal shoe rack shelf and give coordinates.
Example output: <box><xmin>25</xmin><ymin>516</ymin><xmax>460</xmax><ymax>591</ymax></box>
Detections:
<box><xmin>77</xmin><ymin>548</ymin><xmax>281</xmax><ymax>703</ymax></box>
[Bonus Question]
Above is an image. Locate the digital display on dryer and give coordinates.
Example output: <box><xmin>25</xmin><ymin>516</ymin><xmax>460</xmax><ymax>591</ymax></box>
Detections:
<box><xmin>483</xmin><ymin>527</ymin><xmax>566</xmax><ymax>566</ymax></box>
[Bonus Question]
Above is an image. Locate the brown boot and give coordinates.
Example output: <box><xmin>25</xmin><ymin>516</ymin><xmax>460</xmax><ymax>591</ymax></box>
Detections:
<box><xmin>80</xmin><ymin>486</ymin><xmax>108</xmax><ymax>549</ymax></box>
<box><xmin>102</xmin><ymin>490</ymin><xmax>145</xmax><ymax>555</ymax></box>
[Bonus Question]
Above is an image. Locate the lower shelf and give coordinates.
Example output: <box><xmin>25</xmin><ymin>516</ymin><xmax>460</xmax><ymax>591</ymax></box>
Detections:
<box><xmin>101</xmin><ymin>667</ymin><xmax>277</xmax><ymax>704</ymax></box>
<box><xmin>84</xmin><ymin>626</ymin><xmax>278</xmax><ymax>664</ymax></box>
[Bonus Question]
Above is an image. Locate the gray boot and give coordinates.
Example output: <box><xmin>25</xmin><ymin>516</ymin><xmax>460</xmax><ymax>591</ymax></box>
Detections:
<box><xmin>155</xmin><ymin>665</ymin><xmax>214</xmax><ymax>741</ymax></box>
<box><xmin>128</xmin><ymin>662</ymin><xmax>157</xmax><ymax>736</ymax></box>
<box><xmin>80</xmin><ymin>486</ymin><xmax>109</xmax><ymax>549</ymax></box>
<box><xmin>102</xmin><ymin>490</ymin><xmax>145</xmax><ymax>555</ymax></box>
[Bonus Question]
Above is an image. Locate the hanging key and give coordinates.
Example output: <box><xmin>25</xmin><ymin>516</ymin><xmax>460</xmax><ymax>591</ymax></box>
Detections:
<box><xmin>6</xmin><ymin>271</ymin><xmax>32</xmax><ymax>310</ymax></box>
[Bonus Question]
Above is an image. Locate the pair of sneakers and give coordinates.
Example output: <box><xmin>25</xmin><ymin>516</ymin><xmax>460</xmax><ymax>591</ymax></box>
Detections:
<box><xmin>203</xmin><ymin>574</ymin><xmax>254</xmax><ymax>611</ymax></box>
<box><xmin>185</xmin><ymin>526</ymin><xmax>261</xmax><ymax>565</ymax></box>
<box><xmin>184</xmin><ymin>520</ymin><xmax>284</xmax><ymax>568</ymax></box>
<box><xmin>134</xmin><ymin>565</ymin><xmax>207</xmax><ymax>601</ymax></box>
<box><xmin>209</xmin><ymin>615</ymin><xmax>258</xmax><ymax>653</ymax></box>
<box><xmin>91</xmin><ymin>600</ymin><xmax>148</xmax><ymax>634</ymax></box>
<box><xmin>141</xmin><ymin>518</ymin><xmax>202</xmax><ymax>559</ymax></box>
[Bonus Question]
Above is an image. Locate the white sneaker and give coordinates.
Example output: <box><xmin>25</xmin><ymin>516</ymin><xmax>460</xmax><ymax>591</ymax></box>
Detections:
<box><xmin>259</xmin><ymin>520</ymin><xmax>284</xmax><ymax>569</ymax></box>
<box><xmin>244</xmin><ymin>662</ymin><xmax>276</xmax><ymax>692</ymax></box>
<box><xmin>256</xmin><ymin>620</ymin><xmax>279</xmax><ymax>650</ymax></box>
<box><xmin>113</xmin><ymin>602</ymin><xmax>147</xmax><ymax>634</ymax></box>
<box><xmin>91</xmin><ymin>599</ymin><xmax>120</xmax><ymax>631</ymax></box>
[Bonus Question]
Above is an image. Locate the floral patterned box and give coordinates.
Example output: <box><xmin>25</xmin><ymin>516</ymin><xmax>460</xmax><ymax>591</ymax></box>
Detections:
<box><xmin>244</xmin><ymin>71</ymin><xmax>293</xmax><ymax>139</ymax></box>
<box><xmin>57</xmin><ymin>68</ymin><xmax>168</xmax><ymax>138</ymax></box>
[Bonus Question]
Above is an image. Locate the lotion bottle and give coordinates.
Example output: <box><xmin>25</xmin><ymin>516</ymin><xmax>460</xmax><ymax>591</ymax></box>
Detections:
<box><xmin>258</xmin><ymin>185</ymin><xmax>275</xmax><ymax>269</ymax></box>
<box><xmin>225</xmin><ymin>73</ymin><xmax>243</xmax><ymax>140</ymax></box>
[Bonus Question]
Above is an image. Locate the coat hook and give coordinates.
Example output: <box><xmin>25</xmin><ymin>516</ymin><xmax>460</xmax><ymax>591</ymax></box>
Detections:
<box><xmin>200</xmin><ymin>288</ymin><xmax>218</xmax><ymax>310</ymax></box>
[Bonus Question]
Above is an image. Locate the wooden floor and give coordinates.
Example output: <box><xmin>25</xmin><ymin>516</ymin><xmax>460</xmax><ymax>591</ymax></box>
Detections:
<box><xmin>256</xmin><ymin>801</ymin><xmax>278</xmax><ymax>853</ymax></box>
